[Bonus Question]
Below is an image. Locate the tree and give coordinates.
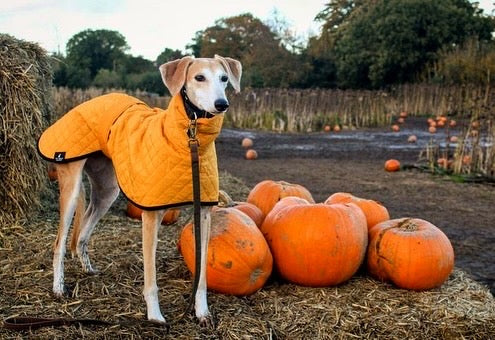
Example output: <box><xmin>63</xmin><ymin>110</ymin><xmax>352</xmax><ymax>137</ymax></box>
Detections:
<box><xmin>92</xmin><ymin>69</ymin><xmax>123</xmax><ymax>88</ymax></box>
<box><xmin>156</xmin><ymin>48</ymin><xmax>184</xmax><ymax>66</ymax></box>
<box><xmin>66</xmin><ymin>29</ymin><xmax>129</xmax><ymax>79</ymax></box>
<box><xmin>190</xmin><ymin>13</ymin><xmax>311</xmax><ymax>87</ymax></box>
<box><xmin>310</xmin><ymin>0</ymin><xmax>495</xmax><ymax>88</ymax></box>
<box><xmin>120</xmin><ymin>55</ymin><xmax>155</xmax><ymax>74</ymax></box>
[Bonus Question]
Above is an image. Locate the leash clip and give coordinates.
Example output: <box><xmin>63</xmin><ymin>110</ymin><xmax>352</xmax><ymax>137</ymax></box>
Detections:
<box><xmin>187</xmin><ymin>113</ymin><xmax>198</xmax><ymax>142</ymax></box>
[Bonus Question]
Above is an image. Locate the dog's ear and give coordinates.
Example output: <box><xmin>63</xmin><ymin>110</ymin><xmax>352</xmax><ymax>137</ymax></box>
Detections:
<box><xmin>159</xmin><ymin>56</ymin><xmax>195</xmax><ymax>95</ymax></box>
<box><xmin>215</xmin><ymin>55</ymin><xmax>242</xmax><ymax>93</ymax></box>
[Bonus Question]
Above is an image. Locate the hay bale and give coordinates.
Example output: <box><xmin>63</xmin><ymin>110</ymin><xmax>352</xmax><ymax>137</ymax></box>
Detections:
<box><xmin>0</xmin><ymin>34</ymin><xmax>52</xmax><ymax>226</ymax></box>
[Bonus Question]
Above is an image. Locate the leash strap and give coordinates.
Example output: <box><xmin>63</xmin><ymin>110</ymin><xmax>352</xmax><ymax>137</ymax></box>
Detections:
<box><xmin>187</xmin><ymin>117</ymin><xmax>202</xmax><ymax>314</ymax></box>
<box><xmin>3</xmin><ymin>316</ymin><xmax>112</xmax><ymax>331</ymax></box>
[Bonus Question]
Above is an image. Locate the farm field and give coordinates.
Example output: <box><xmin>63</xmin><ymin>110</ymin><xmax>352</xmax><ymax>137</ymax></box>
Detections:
<box><xmin>216</xmin><ymin>120</ymin><xmax>495</xmax><ymax>295</ymax></box>
<box><xmin>1</xmin><ymin>118</ymin><xmax>494</xmax><ymax>338</ymax></box>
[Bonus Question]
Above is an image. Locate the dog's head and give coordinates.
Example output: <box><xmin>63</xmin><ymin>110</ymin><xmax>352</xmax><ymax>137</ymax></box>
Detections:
<box><xmin>159</xmin><ymin>55</ymin><xmax>242</xmax><ymax>115</ymax></box>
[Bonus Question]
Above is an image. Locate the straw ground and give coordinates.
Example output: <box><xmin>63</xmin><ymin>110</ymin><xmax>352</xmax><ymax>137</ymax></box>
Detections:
<box><xmin>1</xmin><ymin>172</ymin><xmax>494</xmax><ymax>339</ymax></box>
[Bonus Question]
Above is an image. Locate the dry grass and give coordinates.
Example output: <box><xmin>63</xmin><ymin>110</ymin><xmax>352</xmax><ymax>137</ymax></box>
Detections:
<box><xmin>1</xmin><ymin>173</ymin><xmax>494</xmax><ymax>339</ymax></box>
<box><xmin>51</xmin><ymin>84</ymin><xmax>495</xmax><ymax>134</ymax></box>
<box><xmin>419</xmin><ymin>116</ymin><xmax>494</xmax><ymax>181</ymax></box>
<box><xmin>51</xmin><ymin>87</ymin><xmax>169</xmax><ymax>121</ymax></box>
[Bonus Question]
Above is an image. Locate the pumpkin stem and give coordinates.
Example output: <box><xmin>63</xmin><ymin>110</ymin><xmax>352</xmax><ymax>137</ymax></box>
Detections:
<box><xmin>218</xmin><ymin>190</ymin><xmax>236</xmax><ymax>207</ymax></box>
<box><xmin>396</xmin><ymin>218</ymin><xmax>418</xmax><ymax>232</ymax></box>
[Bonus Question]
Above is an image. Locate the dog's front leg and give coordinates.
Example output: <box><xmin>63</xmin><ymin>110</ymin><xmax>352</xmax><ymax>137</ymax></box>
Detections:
<box><xmin>195</xmin><ymin>206</ymin><xmax>213</xmax><ymax>326</ymax></box>
<box><xmin>141</xmin><ymin>210</ymin><xmax>166</xmax><ymax>324</ymax></box>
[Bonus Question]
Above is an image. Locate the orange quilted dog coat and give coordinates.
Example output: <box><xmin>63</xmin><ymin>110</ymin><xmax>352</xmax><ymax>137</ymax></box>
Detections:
<box><xmin>38</xmin><ymin>93</ymin><xmax>224</xmax><ymax>210</ymax></box>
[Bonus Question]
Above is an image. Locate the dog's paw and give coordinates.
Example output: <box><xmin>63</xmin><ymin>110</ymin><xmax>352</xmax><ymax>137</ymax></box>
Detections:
<box><xmin>148</xmin><ymin>315</ymin><xmax>166</xmax><ymax>325</ymax></box>
<box><xmin>52</xmin><ymin>286</ymin><xmax>69</xmax><ymax>299</ymax></box>
<box><xmin>84</xmin><ymin>268</ymin><xmax>99</xmax><ymax>275</ymax></box>
<box><xmin>198</xmin><ymin>314</ymin><xmax>215</xmax><ymax>329</ymax></box>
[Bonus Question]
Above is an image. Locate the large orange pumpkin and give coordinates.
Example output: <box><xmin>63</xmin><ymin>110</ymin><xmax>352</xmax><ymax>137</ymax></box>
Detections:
<box><xmin>246</xmin><ymin>180</ymin><xmax>315</xmax><ymax>222</ymax></box>
<box><xmin>325</xmin><ymin>192</ymin><xmax>389</xmax><ymax>230</ymax></box>
<box><xmin>260</xmin><ymin>196</ymin><xmax>310</xmax><ymax>236</ymax></box>
<box><xmin>126</xmin><ymin>202</ymin><xmax>180</xmax><ymax>225</ymax></box>
<box><xmin>367</xmin><ymin>218</ymin><xmax>454</xmax><ymax>290</ymax></box>
<box><xmin>263</xmin><ymin>202</ymin><xmax>368</xmax><ymax>287</ymax></box>
<box><xmin>179</xmin><ymin>207</ymin><xmax>273</xmax><ymax>295</ymax></box>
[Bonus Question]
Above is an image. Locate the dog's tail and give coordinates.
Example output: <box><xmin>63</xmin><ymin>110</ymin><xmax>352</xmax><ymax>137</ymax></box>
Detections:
<box><xmin>69</xmin><ymin>182</ymin><xmax>86</xmax><ymax>257</ymax></box>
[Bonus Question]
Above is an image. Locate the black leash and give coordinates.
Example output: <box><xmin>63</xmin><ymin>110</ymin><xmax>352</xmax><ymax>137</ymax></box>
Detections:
<box><xmin>2</xmin><ymin>316</ymin><xmax>112</xmax><ymax>331</ymax></box>
<box><xmin>185</xmin><ymin>113</ymin><xmax>203</xmax><ymax>315</ymax></box>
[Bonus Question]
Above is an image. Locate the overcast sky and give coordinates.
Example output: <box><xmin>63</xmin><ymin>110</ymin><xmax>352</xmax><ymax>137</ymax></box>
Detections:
<box><xmin>1</xmin><ymin>0</ymin><xmax>493</xmax><ymax>61</ymax></box>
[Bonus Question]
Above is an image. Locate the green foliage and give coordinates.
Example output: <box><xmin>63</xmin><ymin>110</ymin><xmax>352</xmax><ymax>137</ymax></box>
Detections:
<box><xmin>50</xmin><ymin>2</ymin><xmax>495</xmax><ymax>92</ymax></box>
<box><xmin>120</xmin><ymin>55</ymin><xmax>155</xmax><ymax>74</ymax></box>
<box><xmin>310</xmin><ymin>0</ymin><xmax>495</xmax><ymax>88</ymax></box>
<box><xmin>92</xmin><ymin>69</ymin><xmax>123</xmax><ymax>88</ymax></box>
<box><xmin>66</xmin><ymin>29</ymin><xmax>129</xmax><ymax>78</ymax></box>
<box><xmin>426</xmin><ymin>38</ymin><xmax>495</xmax><ymax>85</ymax></box>
<box><xmin>156</xmin><ymin>48</ymin><xmax>184</xmax><ymax>66</ymax></box>
<box><xmin>125</xmin><ymin>71</ymin><xmax>166</xmax><ymax>95</ymax></box>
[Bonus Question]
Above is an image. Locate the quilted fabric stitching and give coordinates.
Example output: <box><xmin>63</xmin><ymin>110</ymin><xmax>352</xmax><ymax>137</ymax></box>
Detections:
<box><xmin>39</xmin><ymin>93</ymin><xmax>222</xmax><ymax>209</ymax></box>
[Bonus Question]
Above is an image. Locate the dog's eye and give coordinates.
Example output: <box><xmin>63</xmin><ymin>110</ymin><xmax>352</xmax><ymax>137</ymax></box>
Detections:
<box><xmin>221</xmin><ymin>75</ymin><xmax>228</xmax><ymax>82</ymax></box>
<box><xmin>195</xmin><ymin>75</ymin><xmax>205</xmax><ymax>82</ymax></box>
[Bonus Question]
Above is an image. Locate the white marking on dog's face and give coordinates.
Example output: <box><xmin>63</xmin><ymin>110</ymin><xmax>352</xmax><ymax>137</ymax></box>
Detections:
<box><xmin>184</xmin><ymin>59</ymin><xmax>229</xmax><ymax>114</ymax></box>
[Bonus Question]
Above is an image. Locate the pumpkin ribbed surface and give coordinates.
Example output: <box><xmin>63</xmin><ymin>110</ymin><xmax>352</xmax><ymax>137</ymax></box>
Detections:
<box><xmin>325</xmin><ymin>192</ymin><xmax>389</xmax><ymax>230</ymax></box>
<box><xmin>179</xmin><ymin>207</ymin><xmax>273</xmax><ymax>295</ymax></box>
<box><xmin>246</xmin><ymin>180</ymin><xmax>315</xmax><ymax>222</ymax></box>
<box><xmin>263</xmin><ymin>202</ymin><xmax>368</xmax><ymax>287</ymax></box>
<box><xmin>367</xmin><ymin>218</ymin><xmax>454</xmax><ymax>290</ymax></box>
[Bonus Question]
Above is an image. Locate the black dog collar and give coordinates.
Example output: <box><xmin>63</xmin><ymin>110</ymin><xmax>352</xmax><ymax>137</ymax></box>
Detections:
<box><xmin>180</xmin><ymin>87</ymin><xmax>215</xmax><ymax>119</ymax></box>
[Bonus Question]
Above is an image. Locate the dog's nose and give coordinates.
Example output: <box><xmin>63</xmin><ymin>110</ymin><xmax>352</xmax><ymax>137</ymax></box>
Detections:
<box><xmin>214</xmin><ymin>99</ymin><xmax>229</xmax><ymax>112</ymax></box>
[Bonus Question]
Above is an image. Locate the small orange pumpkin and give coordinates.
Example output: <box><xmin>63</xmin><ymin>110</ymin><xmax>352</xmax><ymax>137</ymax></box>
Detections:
<box><xmin>218</xmin><ymin>190</ymin><xmax>264</xmax><ymax>227</ymax></box>
<box><xmin>47</xmin><ymin>164</ymin><xmax>58</xmax><ymax>181</ymax></box>
<box><xmin>436</xmin><ymin>158</ymin><xmax>451</xmax><ymax>169</ymax></box>
<box><xmin>367</xmin><ymin>218</ymin><xmax>454</xmax><ymax>290</ymax></box>
<box><xmin>245</xmin><ymin>149</ymin><xmax>258</xmax><ymax>160</ymax></box>
<box><xmin>179</xmin><ymin>207</ymin><xmax>273</xmax><ymax>295</ymax></box>
<box><xmin>264</xmin><ymin>202</ymin><xmax>368</xmax><ymax>287</ymax></box>
<box><xmin>325</xmin><ymin>192</ymin><xmax>389</xmax><ymax>230</ymax></box>
<box><xmin>241</xmin><ymin>137</ymin><xmax>253</xmax><ymax>148</ymax></box>
<box><xmin>391</xmin><ymin>124</ymin><xmax>400</xmax><ymax>132</ymax></box>
<box><xmin>384</xmin><ymin>159</ymin><xmax>400</xmax><ymax>172</ymax></box>
<box><xmin>126</xmin><ymin>202</ymin><xmax>180</xmax><ymax>225</ymax></box>
<box><xmin>246</xmin><ymin>180</ymin><xmax>315</xmax><ymax>222</ymax></box>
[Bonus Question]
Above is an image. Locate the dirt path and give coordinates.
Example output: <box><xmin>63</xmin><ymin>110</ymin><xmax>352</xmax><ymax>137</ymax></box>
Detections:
<box><xmin>215</xmin><ymin>125</ymin><xmax>495</xmax><ymax>294</ymax></box>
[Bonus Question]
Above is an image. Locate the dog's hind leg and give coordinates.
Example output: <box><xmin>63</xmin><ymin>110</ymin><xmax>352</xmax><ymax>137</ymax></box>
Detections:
<box><xmin>53</xmin><ymin>160</ymin><xmax>86</xmax><ymax>297</ymax></box>
<box><xmin>74</xmin><ymin>154</ymin><xmax>120</xmax><ymax>274</ymax></box>
<box><xmin>69</xmin><ymin>183</ymin><xmax>86</xmax><ymax>257</ymax></box>
<box><xmin>142</xmin><ymin>209</ymin><xmax>166</xmax><ymax>323</ymax></box>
